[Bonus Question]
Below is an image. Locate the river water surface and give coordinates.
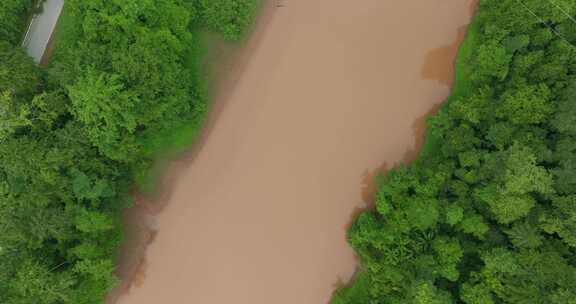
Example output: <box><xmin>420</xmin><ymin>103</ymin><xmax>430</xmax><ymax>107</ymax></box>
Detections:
<box><xmin>110</xmin><ymin>0</ymin><xmax>476</xmax><ymax>303</ymax></box>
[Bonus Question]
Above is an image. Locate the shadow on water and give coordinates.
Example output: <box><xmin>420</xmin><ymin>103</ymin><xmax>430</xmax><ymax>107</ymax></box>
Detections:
<box><xmin>421</xmin><ymin>0</ymin><xmax>479</xmax><ymax>85</ymax></box>
<box><xmin>421</xmin><ymin>25</ymin><xmax>469</xmax><ymax>86</ymax></box>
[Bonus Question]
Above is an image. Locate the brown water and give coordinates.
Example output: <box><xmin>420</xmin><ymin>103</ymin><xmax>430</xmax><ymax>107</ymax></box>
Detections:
<box><xmin>109</xmin><ymin>0</ymin><xmax>476</xmax><ymax>303</ymax></box>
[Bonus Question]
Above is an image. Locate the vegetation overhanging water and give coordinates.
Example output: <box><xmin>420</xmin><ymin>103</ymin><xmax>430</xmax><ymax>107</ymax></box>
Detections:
<box><xmin>334</xmin><ymin>1</ymin><xmax>576</xmax><ymax>302</ymax></box>
<box><xmin>0</xmin><ymin>0</ymin><xmax>260</xmax><ymax>302</ymax></box>
<box><xmin>1</xmin><ymin>0</ymin><xmax>576</xmax><ymax>303</ymax></box>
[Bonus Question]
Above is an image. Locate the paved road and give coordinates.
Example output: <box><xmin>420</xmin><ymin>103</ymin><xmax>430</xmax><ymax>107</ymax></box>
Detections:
<box><xmin>23</xmin><ymin>0</ymin><xmax>64</xmax><ymax>63</ymax></box>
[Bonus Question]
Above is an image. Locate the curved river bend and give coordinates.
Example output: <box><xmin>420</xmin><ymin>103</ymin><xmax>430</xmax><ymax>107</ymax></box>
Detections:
<box><xmin>111</xmin><ymin>0</ymin><xmax>476</xmax><ymax>303</ymax></box>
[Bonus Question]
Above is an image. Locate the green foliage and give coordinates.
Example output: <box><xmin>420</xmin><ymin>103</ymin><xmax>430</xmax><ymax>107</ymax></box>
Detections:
<box><xmin>197</xmin><ymin>0</ymin><xmax>260</xmax><ymax>40</ymax></box>
<box><xmin>472</xmin><ymin>39</ymin><xmax>511</xmax><ymax>81</ymax></box>
<box><xmin>0</xmin><ymin>41</ymin><xmax>39</xmax><ymax>99</ymax></box>
<box><xmin>67</xmin><ymin>69</ymin><xmax>140</xmax><ymax>161</ymax></box>
<box><xmin>505</xmin><ymin>221</ymin><xmax>543</xmax><ymax>249</ymax></box>
<box><xmin>0</xmin><ymin>0</ymin><xmax>259</xmax><ymax>302</ymax></box>
<box><xmin>0</xmin><ymin>91</ymin><xmax>31</xmax><ymax>141</ymax></box>
<box><xmin>0</xmin><ymin>0</ymin><xmax>32</xmax><ymax>45</ymax></box>
<box><xmin>9</xmin><ymin>260</ymin><xmax>75</xmax><ymax>304</ymax></box>
<box><xmin>552</xmin><ymin>81</ymin><xmax>576</xmax><ymax>135</ymax></box>
<box><xmin>540</xmin><ymin>195</ymin><xmax>576</xmax><ymax>248</ymax></box>
<box><xmin>332</xmin><ymin>272</ymin><xmax>372</xmax><ymax>304</ymax></box>
<box><xmin>496</xmin><ymin>84</ymin><xmax>553</xmax><ymax>125</ymax></box>
<box><xmin>444</xmin><ymin>204</ymin><xmax>463</xmax><ymax>226</ymax></box>
<box><xmin>334</xmin><ymin>1</ymin><xmax>576</xmax><ymax>303</ymax></box>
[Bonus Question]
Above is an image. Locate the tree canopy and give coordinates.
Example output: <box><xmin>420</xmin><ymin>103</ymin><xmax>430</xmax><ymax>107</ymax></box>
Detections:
<box><xmin>0</xmin><ymin>0</ymin><xmax>260</xmax><ymax>302</ymax></box>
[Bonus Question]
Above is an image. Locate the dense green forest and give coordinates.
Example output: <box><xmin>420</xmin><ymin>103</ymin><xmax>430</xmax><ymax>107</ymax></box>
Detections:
<box><xmin>334</xmin><ymin>0</ymin><xmax>576</xmax><ymax>303</ymax></box>
<box><xmin>0</xmin><ymin>0</ymin><xmax>258</xmax><ymax>302</ymax></box>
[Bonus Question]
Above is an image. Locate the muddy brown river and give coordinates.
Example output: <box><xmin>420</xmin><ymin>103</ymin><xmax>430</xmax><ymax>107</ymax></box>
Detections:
<box><xmin>109</xmin><ymin>0</ymin><xmax>476</xmax><ymax>303</ymax></box>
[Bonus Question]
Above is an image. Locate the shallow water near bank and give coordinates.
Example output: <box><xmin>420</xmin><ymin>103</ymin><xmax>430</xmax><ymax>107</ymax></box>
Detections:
<box><xmin>109</xmin><ymin>0</ymin><xmax>476</xmax><ymax>303</ymax></box>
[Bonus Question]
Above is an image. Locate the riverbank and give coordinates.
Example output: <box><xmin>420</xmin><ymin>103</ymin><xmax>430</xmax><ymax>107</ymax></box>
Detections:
<box><xmin>105</xmin><ymin>2</ymin><xmax>276</xmax><ymax>302</ymax></box>
<box><xmin>0</xmin><ymin>1</ymin><xmax>264</xmax><ymax>302</ymax></box>
<box><xmin>334</xmin><ymin>0</ymin><xmax>576</xmax><ymax>302</ymax></box>
<box><xmin>333</xmin><ymin>3</ymin><xmax>479</xmax><ymax>302</ymax></box>
<box><xmin>420</xmin><ymin>13</ymin><xmax>480</xmax><ymax>158</ymax></box>
<box><xmin>111</xmin><ymin>1</ymin><xmax>476</xmax><ymax>303</ymax></box>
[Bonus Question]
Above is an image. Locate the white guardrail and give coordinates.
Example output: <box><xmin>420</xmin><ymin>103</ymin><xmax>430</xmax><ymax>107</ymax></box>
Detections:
<box><xmin>21</xmin><ymin>14</ymin><xmax>38</xmax><ymax>48</ymax></box>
